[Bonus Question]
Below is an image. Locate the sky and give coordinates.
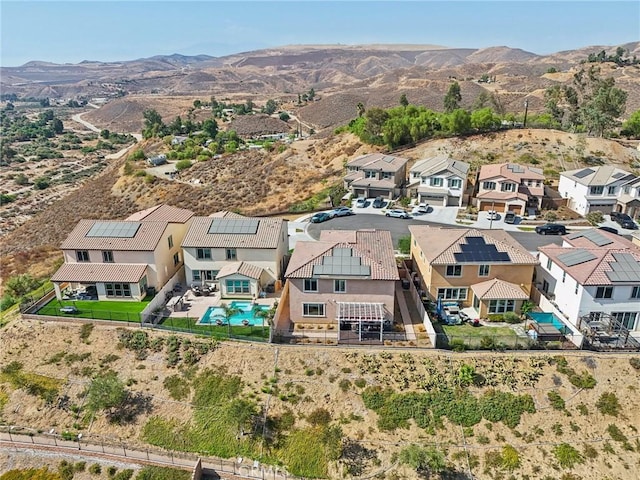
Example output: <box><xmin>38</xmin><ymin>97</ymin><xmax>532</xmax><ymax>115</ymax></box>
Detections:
<box><xmin>1</xmin><ymin>1</ymin><xmax>639</xmax><ymax>66</ymax></box>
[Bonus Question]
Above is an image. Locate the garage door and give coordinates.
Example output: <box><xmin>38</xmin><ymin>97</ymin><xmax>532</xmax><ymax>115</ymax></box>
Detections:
<box><xmin>480</xmin><ymin>202</ymin><xmax>505</xmax><ymax>212</ymax></box>
<box><xmin>369</xmin><ymin>189</ymin><xmax>390</xmax><ymax>199</ymax></box>
<box><xmin>588</xmin><ymin>204</ymin><xmax>614</xmax><ymax>214</ymax></box>
<box><xmin>447</xmin><ymin>196</ymin><xmax>460</xmax><ymax>207</ymax></box>
<box><xmin>507</xmin><ymin>205</ymin><xmax>522</xmax><ymax>215</ymax></box>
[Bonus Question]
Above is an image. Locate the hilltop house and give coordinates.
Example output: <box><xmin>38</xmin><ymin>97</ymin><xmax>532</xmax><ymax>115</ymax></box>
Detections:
<box><xmin>475</xmin><ymin>163</ymin><xmax>546</xmax><ymax>215</ymax></box>
<box><xmin>558</xmin><ymin>166</ymin><xmax>639</xmax><ymax>216</ymax></box>
<box><xmin>51</xmin><ymin>204</ymin><xmax>194</xmax><ymax>301</ymax></box>
<box><xmin>407</xmin><ymin>155</ymin><xmax>469</xmax><ymax>207</ymax></box>
<box><xmin>181</xmin><ymin>212</ymin><xmax>289</xmax><ymax>299</ymax></box>
<box><xmin>537</xmin><ymin>229</ymin><xmax>640</xmax><ymax>338</ymax></box>
<box><xmin>344</xmin><ymin>153</ymin><xmax>408</xmax><ymax>200</ymax></box>
<box><xmin>283</xmin><ymin>229</ymin><xmax>399</xmax><ymax>342</ymax></box>
<box><xmin>409</xmin><ymin>226</ymin><xmax>538</xmax><ymax>317</ymax></box>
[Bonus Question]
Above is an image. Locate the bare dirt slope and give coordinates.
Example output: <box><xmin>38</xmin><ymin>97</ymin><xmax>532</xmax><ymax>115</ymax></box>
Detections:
<box><xmin>1</xmin><ymin>318</ymin><xmax>639</xmax><ymax>480</ymax></box>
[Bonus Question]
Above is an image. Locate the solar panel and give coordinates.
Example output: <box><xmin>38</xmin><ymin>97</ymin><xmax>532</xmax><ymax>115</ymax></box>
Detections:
<box><xmin>606</xmin><ymin>253</ymin><xmax>640</xmax><ymax>282</ymax></box>
<box><xmin>567</xmin><ymin>229</ymin><xmax>613</xmax><ymax>247</ymax></box>
<box><xmin>208</xmin><ymin>218</ymin><xmax>259</xmax><ymax>235</ymax></box>
<box><xmin>454</xmin><ymin>237</ymin><xmax>511</xmax><ymax>263</ymax></box>
<box><xmin>333</xmin><ymin>248</ymin><xmax>353</xmax><ymax>257</ymax></box>
<box><xmin>86</xmin><ymin>222</ymin><xmax>141</xmax><ymax>238</ymax></box>
<box><xmin>557</xmin><ymin>249</ymin><xmax>597</xmax><ymax>267</ymax></box>
<box><xmin>313</xmin><ymin>250</ymin><xmax>371</xmax><ymax>276</ymax></box>
<box><xmin>507</xmin><ymin>164</ymin><xmax>525</xmax><ymax>173</ymax></box>
<box><xmin>612</xmin><ymin>172</ymin><xmax>625</xmax><ymax>179</ymax></box>
<box><xmin>573</xmin><ymin>168</ymin><xmax>595</xmax><ymax>179</ymax></box>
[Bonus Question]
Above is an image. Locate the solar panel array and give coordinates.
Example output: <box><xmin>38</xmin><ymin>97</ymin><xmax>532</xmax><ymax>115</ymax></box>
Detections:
<box><xmin>453</xmin><ymin>236</ymin><xmax>511</xmax><ymax>263</ymax></box>
<box><xmin>313</xmin><ymin>252</ymin><xmax>371</xmax><ymax>276</ymax></box>
<box><xmin>606</xmin><ymin>253</ymin><xmax>640</xmax><ymax>282</ymax></box>
<box><xmin>612</xmin><ymin>172</ymin><xmax>626</xmax><ymax>179</ymax></box>
<box><xmin>506</xmin><ymin>164</ymin><xmax>524</xmax><ymax>173</ymax></box>
<box><xmin>86</xmin><ymin>222</ymin><xmax>141</xmax><ymax>238</ymax></box>
<box><xmin>567</xmin><ymin>229</ymin><xmax>613</xmax><ymax>247</ymax></box>
<box><xmin>573</xmin><ymin>168</ymin><xmax>595</xmax><ymax>179</ymax></box>
<box><xmin>333</xmin><ymin>248</ymin><xmax>353</xmax><ymax>257</ymax></box>
<box><xmin>557</xmin><ymin>249</ymin><xmax>597</xmax><ymax>267</ymax></box>
<box><xmin>208</xmin><ymin>218</ymin><xmax>259</xmax><ymax>235</ymax></box>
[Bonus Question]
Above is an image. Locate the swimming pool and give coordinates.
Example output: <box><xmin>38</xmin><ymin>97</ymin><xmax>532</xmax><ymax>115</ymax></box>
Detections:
<box><xmin>528</xmin><ymin>312</ymin><xmax>573</xmax><ymax>334</ymax></box>
<box><xmin>200</xmin><ymin>301</ymin><xmax>269</xmax><ymax>326</ymax></box>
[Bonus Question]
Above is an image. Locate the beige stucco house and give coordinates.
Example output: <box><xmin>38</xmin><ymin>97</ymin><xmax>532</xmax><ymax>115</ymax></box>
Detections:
<box><xmin>475</xmin><ymin>163</ymin><xmax>545</xmax><ymax>215</ymax></box>
<box><xmin>409</xmin><ymin>226</ymin><xmax>538</xmax><ymax>317</ymax></box>
<box><xmin>51</xmin><ymin>204</ymin><xmax>194</xmax><ymax>301</ymax></box>
<box><xmin>344</xmin><ymin>153</ymin><xmax>408</xmax><ymax>200</ymax></box>
<box><xmin>283</xmin><ymin>229</ymin><xmax>399</xmax><ymax>342</ymax></box>
<box><xmin>407</xmin><ymin>155</ymin><xmax>469</xmax><ymax>207</ymax></box>
<box><xmin>181</xmin><ymin>212</ymin><xmax>289</xmax><ymax>299</ymax></box>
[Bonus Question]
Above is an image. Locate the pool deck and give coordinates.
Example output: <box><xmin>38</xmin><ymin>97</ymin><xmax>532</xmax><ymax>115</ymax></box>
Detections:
<box><xmin>169</xmin><ymin>288</ymin><xmax>279</xmax><ymax>322</ymax></box>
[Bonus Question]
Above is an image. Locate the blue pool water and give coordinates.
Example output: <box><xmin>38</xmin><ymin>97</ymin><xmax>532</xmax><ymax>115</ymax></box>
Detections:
<box><xmin>200</xmin><ymin>301</ymin><xmax>269</xmax><ymax>326</ymax></box>
<box><xmin>528</xmin><ymin>312</ymin><xmax>572</xmax><ymax>334</ymax></box>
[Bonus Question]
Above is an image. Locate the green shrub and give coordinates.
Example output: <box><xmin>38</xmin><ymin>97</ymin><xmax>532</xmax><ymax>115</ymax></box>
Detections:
<box><xmin>553</xmin><ymin>443</ymin><xmax>583</xmax><ymax>468</ymax></box>
<box><xmin>175</xmin><ymin>159</ymin><xmax>192</xmax><ymax>171</ymax></box>
<box><xmin>89</xmin><ymin>463</ymin><xmax>102</xmax><ymax>474</ymax></box>
<box><xmin>596</xmin><ymin>392</ymin><xmax>621</xmax><ymax>417</ymax></box>
<box><xmin>486</xmin><ymin>314</ymin><xmax>504</xmax><ymax>322</ymax></box>
<box><xmin>568</xmin><ymin>371</ymin><xmax>597</xmax><ymax>389</ymax></box>
<box><xmin>130</xmin><ymin>148</ymin><xmax>145</xmax><ymax>160</ymax></box>
<box><xmin>307</xmin><ymin>408</ymin><xmax>332</xmax><ymax>426</ymax></box>
<box><xmin>74</xmin><ymin>461</ymin><xmax>86</xmax><ymax>472</ymax></box>
<box><xmin>629</xmin><ymin>357</ymin><xmax>640</xmax><ymax>370</ymax></box>
<box><xmin>501</xmin><ymin>445</ymin><xmax>520</xmax><ymax>471</ymax></box>
<box><xmin>585</xmin><ymin>211</ymin><xmax>604</xmax><ymax>226</ymax></box>
<box><xmin>449</xmin><ymin>338</ymin><xmax>467</xmax><ymax>351</ymax></box>
<box><xmin>576</xmin><ymin>403</ymin><xmax>589</xmax><ymax>415</ymax></box>
<box><xmin>338</xmin><ymin>379</ymin><xmax>351</xmax><ymax>392</ymax></box>
<box><xmin>362</xmin><ymin>387</ymin><xmax>390</xmax><ymax>411</ymax></box>
<box><xmin>354</xmin><ymin>378</ymin><xmax>367</xmax><ymax>388</ymax></box>
<box><xmin>502</xmin><ymin>312</ymin><xmax>521</xmax><ymax>324</ymax></box>
<box><xmin>58</xmin><ymin>460</ymin><xmax>74</xmax><ymax>480</ymax></box>
<box><xmin>163</xmin><ymin>374</ymin><xmax>190</xmax><ymax>400</ymax></box>
<box><xmin>548</xmin><ymin>391</ymin><xmax>565</xmax><ymax>410</ymax></box>
<box><xmin>606</xmin><ymin>424</ymin><xmax>628</xmax><ymax>443</ymax></box>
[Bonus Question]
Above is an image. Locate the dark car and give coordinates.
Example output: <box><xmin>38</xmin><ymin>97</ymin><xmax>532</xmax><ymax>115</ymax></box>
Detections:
<box><xmin>611</xmin><ymin>212</ymin><xmax>637</xmax><ymax>229</ymax></box>
<box><xmin>310</xmin><ymin>212</ymin><xmax>331</xmax><ymax>223</ymax></box>
<box><xmin>598</xmin><ymin>226</ymin><xmax>619</xmax><ymax>235</ymax></box>
<box><xmin>372</xmin><ymin>196</ymin><xmax>385</xmax><ymax>208</ymax></box>
<box><xmin>535</xmin><ymin>223</ymin><xmax>567</xmax><ymax>235</ymax></box>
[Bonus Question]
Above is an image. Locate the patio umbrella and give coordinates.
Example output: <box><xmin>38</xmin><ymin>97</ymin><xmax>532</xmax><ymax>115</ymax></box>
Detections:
<box><xmin>436</xmin><ymin>297</ymin><xmax>443</xmax><ymax>317</ymax></box>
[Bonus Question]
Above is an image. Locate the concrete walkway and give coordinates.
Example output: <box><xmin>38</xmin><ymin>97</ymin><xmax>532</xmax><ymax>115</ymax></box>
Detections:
<box><xmin>395</xmin><ymin>283</ymin><xmax>416</xmax><ymax>341</ymax></box>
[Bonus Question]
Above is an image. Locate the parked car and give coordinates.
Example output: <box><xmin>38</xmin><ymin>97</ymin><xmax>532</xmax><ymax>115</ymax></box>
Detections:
<box><xmin>355</xmin><ymin>197</ymin><xmax>367</xmax><ymax>208</ymax></box>
<box><xmin>330</xmin><ymin>206</ymin><xmax>354</xmax><ymax>217</ymax></box>
<box><xmin>504</xmin><ymin>211</ymin><xmax>517</xmax><ymax>224</ymax></box>
<box><xmin>611</xmin><ymin>212</ymin><xmax>637</xmax><ymax>229</ymax></box>
<box><xmin>535</xmin><ymin>223</ymin><xmax>567</xmax><ymax>235</ymax></box>
<box><xmin>413</xmin><ymin>203</ymin><xmax>429</xmax><ymax>215</ymax></box>
<box><xmin>372</xmin><ymin>196</ymin><xmax>385</xmax><ymax>208</ymax></box>
<box><xmin>386</xmin><ymin>209</ymin><xmax>411</xmax><ymax>219</ymax></box>
<box><xmin>486</xmin><ymin>210</ymin><xmax>499</xmax><ymax>221</ymax></box>
<box><xmin>310</xmin><ymin>212</ymin><xmax>331</xmax><ymax>223</ymax></box>
<box><xmin>598</xmin><ymin>226</ymin><xmax>619</xmax><ymax>235</ymax></box>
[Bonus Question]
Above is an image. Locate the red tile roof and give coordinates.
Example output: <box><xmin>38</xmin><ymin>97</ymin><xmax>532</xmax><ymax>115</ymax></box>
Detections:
<box><xmin>182</xmin><ymin>214</ymin><xmax>285</xmax><ymax>248</ymax></box>
<box><xmin>61</xmin><ymin>220</ymin><xmax>168</xmax><ymax>251</ymax></box>
<box><xmin>51</xmin><ymin>263</ymin><xmax>147</xmax><ymax>283</ymax></box>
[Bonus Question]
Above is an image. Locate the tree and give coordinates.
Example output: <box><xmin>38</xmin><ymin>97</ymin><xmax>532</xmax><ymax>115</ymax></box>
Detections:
<box><xmin>279</xmin><ymin>112</ymin><xmax>290</xmax><ymax>121</ymax></box>
<box><xmin>581</xmin><ymin>76</ymin><xmax>628</xmax><ymax>136</ymax></box>
<box><xmin>253</xmin><ymin>302</ymin><xmax>277</xmax><ymax>340</ymax></box>
<box><xmin>221</xmin><ymin>302</ymin><xmax>241</xmax><ymax>337</ymax></box>
<box><xmin>364</xmin><ymin>107</ymin><xmax>389</xmax><ymax>141</ymax></box>
<box><xmin>5</xmin><ymin>274</ymin><xmax>39</xmax><ymax>297</ymax></box>
<box><xmin>263</xmin><ymin>99</ymin><xmax>277</xmax><ymax>115</ymax></box>
<box><xmin>443</xmin><ymin>81</ymin><xmax>462</xmax><ymax>113</ymax></box>
<box><xmin>202</xmin><ymin>118</ymin><xmax>218</xmax><ymax>138</ymax></box>
<box><xmin>399</xmin><ymin>93</ymin><xmax>409</xmax><ymax>107</ymax></box>
<box><xmin>228</xmin><ymin>398</ymin><xmax>257</xmax><ymax>438</ymax></box>
<box><xmin>471</xmin><ymin>107</ymin><xmax>500</xmax><ymax>131</ymax></box>
<box><xmin>86</xmin><ymin>371</ymin><xmax>127</xmax><ymax>415</ymax></box>
<box><xmin>442</xmin><ymin>109</ymin><xmax>471</xmax><ymax>135</ymax></box>
<box><xmin>168</xmin><ymin>116</ymin><xmax>183</xmax><ymax>135</ymax></box>
<box><xmin>399</xmin><ymin>444</ymin><xmax>447</xmax><ymax>476</ymax></box>
<box><xmin>356</xmin><ymin>102</ymin><xmax>365</xmax><ymax>117</ymax></box>
<box><xmin>621</xmin><ymin>109</ymin><xmax>640</xmax><ymax>138</ymax></box>
<box><xmin>34</xmin><ymin>177</ymin><xmax>50</xmax><ymax>190</ymax></box>
<box><xmin>193</xmin><ymin>99</ymin><xmax>202</xmax><ymax>109</ymax></box>
<box><xmin>100</xmin><ymin>129</ymin><xmax>110</xmax><ymax>139</ymax></box>
<box><xmin>142</xmin><ymin>109</ymin><xmax>167</xmax><ymax>138</ymax></box>
<box><xmin>52</xmin><ymin>118</ymin><xmax>63</xmax><ymax>134</ymax></box>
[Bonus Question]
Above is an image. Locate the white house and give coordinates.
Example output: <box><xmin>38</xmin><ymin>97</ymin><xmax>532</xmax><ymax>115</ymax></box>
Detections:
<box><xmin>537</xmin><ymin>228</ymin><xmax>640</xmax><ymax>338</ymax></box>
<box><xmin>558</xmin><ymin>165</ymin><xmax>638</xmax><ymax>216</ymax></box>
<box><xmin>181</xmin><ymin>212</ymin><xmax>289</xmax><ymax>298</ymax></box>
<box><xmin>407</xmin><ymin>155</ymin><xmax>469</xmax><ymax>207</ymax></box>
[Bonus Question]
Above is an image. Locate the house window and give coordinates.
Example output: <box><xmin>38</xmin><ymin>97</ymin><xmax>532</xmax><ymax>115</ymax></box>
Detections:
<box><xmin>612</xmin><ymin>312</ymin><xmax>638</xmax><ymax>330</ymax></box>
<box><xmin>631</xmin><ymin>286</ymin><xmax>640</xmax><ymax>299</ymax></box>
<box><xmin>430</xmin><ymin>178</ymin><xmax>443</xmax><ymax>187</ymax></box>
<box><xmin>562</xmin><ymin>271</ymin><xmax>566</xmax><ymax>283</ymax></box>
<box><xmin>192</xmin><ymin>270</ymin><xmax>201</xmax><ymax>281</ymax></box>
<box><xmin>105</xmin><ymin>283</ymin><xmax>131</xmax><ymax>298</ymax></box>
<box><xmin>382</xmin><ymin>172</ymin><xmax>392</xmax><ymax>179</ymax></box>
<box><xmin>303</xmin><ymin>303</ymin><xmax>325</xmax><ymax>317</ymax></box>
<box><xmin>478</xmin><ymin>265</ymin><xmax>490</xmax><ymax>277</ymax></box>
<box><xmin>139</xmin><ymin>276</ymin><xmax>147</xmax><ymax>293</ymax></box>
<box><xmin>446</xmin><ymin>265</ymin><xmax>462</xmax><ymax>277</ymax></box>
<box><xmin>303</xmin><ymin>278</ymin><xmax>318</xmax><ymax>292</ymax></box>
<box><xmin>542</xmin><ymin>279</ymin><xmax>549</xmax><ymax>293</ymax></box>
<box><xmin>76</xmin><ymin>250</ymin><xmax>89</xmax><ymax>262</ymax></box>
<box><xmin>501</xmin><ymin>183</ymin><xmax>516</xmax><ymax>192</ymax></box>
<box><xmin>102</xmin><ymin>251</ymin><xmax>114</xmax><ymax>263</ymax></box>
<box><xmin>225</xmin><ymin>248</ymin><xmax>237</xmax><ymax>260</ymax></box>
<box><xmin>488</xmin><ymin>299</ymin><xmax>516</xmax><ymax>314</ymax></box>
<box><xmin>334</xmin><ymin>279</ymin><xmax>346</xmax><ymax>293</ymax></box>
<box><xmin>595</xmin><ymin>286</ymin><xmax>613</xmax><ymax>299</ymax></box>
<box><xmin>196</xmin><ymin>248</ymin><xmax>212</xmax><ymax>260</ymax></box>
<box><xmin>412</xmin><ymin>172</ymin><xmax>421</xmax><ymax>179</ymax></box>
<box><xmin>226</xmin><ymin>279</ymin><xmax>250</xmax><ymax>294</ymax></box>
<box><xmin>173</xmin><ymin>252</ymin><xmax>180</xmax><ymax>266</ymax></box>
<box><xmin>607</xmin><ymin>186</ymin><xmax>616</xmax><ymax>195</ymax></box>
<box><xmin>437</xmin><ymin>288</ymin><xmax>467</xmax><ymax>300</ymax></box>
<box><xmin>168</xmin><ymin>235</ymin><xmax>174</xmax><ymax>249</ymax></box>
<box><xmin>448</xmin><ymin>178</ymin><xmax>462</xmax><ymax>189</ymax></box>
<box><xmin>365</xmin><ymin>170</ymin><xmax>377</xmax><ymax>178</ymax></box>
<box><xmin>624</xmin><ymin>186</ymin><xmax>630</xmax><ymax>195</ymax></box>
<box><xmin>203</xmin><ymin>270</ymin><xmax>217</xmax><ymax>281</ymax></box>
<box><xmin>546</xmin><ymin>258</ymin><xmax>552</xmax><ymax>270</ymax></box>
<box><xmin>590</xmin><ymin>186</ymin><xmax>604</xmax><ymax>195</ymax></box>
<box><xmin>482</xmin><ymin>181</ymin><xmax>496</xmax><ymax>190</ymax></box>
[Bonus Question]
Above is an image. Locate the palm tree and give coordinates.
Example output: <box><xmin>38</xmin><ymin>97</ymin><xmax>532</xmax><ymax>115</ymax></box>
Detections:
<box><xmin>220</xmin><ymin>302</ymin><xmax>241</xmax><ymax>338</ymax></box>
<box><xmin>253</xmin><ymin>301</ymin><xmax>278</xmax><ymax>342</ymax></box>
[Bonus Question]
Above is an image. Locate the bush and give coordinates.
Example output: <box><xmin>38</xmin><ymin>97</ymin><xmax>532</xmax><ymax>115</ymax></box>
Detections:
<box><xmin>553</xmin><ymin>443</ymin><xmax>583</xmax><ymax>468</ymax></box>
<box><xmin>130</xmin><ymin>149</ymin><xmax>145</xmax><ymax>160</ymax></box>
<box><xmin>501</xmin><ymin>445</ymin><xmax>520</xmax><ymax>471</ymax></box>
<box><xmin>175</xmin><ymin>159</ymin><xmax>192</xmax><ymax>171</ymax></box>
<box><xmin>548</xmin><ymin>391</ymin><xmax>565</xmax><ymax>410</ymax></box>
<box><xmin>503</xmin><ymin>311</ymin><xmax>521</xmax><ymax>324</ymax></box>
<box><xmin>596</xmin><ymin>392</ymin><xmax>621</xmax><ymax>417</ymax></box>
<box><xmin>89</xmin><ymin>464</ymin><xmax>101</xmax><ymax>475</ymax></box>
<box><xmin>585</xmin><ymin>211</ymin><xmax>604</xmax><ymax>226</ymax></box>
<box><xmin>449</xmin><ymin>338</ymin><xmax>467</xmax><ymax>352</ymax></box>
<box><xmin>629</xmin><ymin>357</ymin><xmax>640</xmax><ymax>370</ymax></box>
<box><xmin>307</xmin><ymin>408</ymin><xmax>332</xmax><ymax>426</ymax></box>
<box><xmin>34</xmin><ymin>177</ymin><xmax>50</xmax><ymax>189</ymax></box>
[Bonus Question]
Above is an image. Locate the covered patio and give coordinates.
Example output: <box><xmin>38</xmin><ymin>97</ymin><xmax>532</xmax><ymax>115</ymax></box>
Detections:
<box><xmin>337</xmin><ymin>301</ymin><xmax>387</xmax><ymax>342</ymax></box>
<box><xmin>50</xmin><ymin>263</ymin><xmax>149</xmax><ymax>301</ymax></box>
<box><xmin>470</xmin><ymin>278</ymin><xmax>529</xmax><ymax>318</ymax></box>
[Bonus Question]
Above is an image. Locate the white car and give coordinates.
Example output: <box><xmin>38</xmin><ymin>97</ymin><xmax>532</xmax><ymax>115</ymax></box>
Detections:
<box><xmin>487</xmin><ymin>210</ymin><xmax>500</xmax><ymax>221</ymax></box>
<box><xmin>386</xmin><ymin>209</ymin><xmax>411</xmax><ymax>219</ymax></box>
<box><xmin>413</xmin><ymin>203</ymin><xmax>429</xmax><ymax>215</ymax></box>
<box><xmin>355</xmin><ymin>197</ymin><xmax>366</xmax><ymax>208</ymax></box>
<box><xmin>330</xmin><ymin>206</ymin><xmax>354</xmax><ymax>217</ymax></box>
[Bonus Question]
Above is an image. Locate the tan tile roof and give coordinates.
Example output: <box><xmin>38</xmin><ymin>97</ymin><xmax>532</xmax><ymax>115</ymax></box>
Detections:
<box><xmin>471</xmin><ymin>278</ymin><xmax>529</xmax><ymax>300</ymax></box>
<box><xmin>347</xmin><ymin>153</ymin><xmax>409</xmax><ymax>172</ymax></box>
<box><xmin>564</xmin><ymin>228</ymin><xmax>636</xmax><ymax>250</ymax></box>
<box><xmin>561</xmin><ymin>165</ymin><xmax>636</xmax><ymax>186</ymax></box>
<box><xmin>285</xmin><ymin>230</ymin><xmax>399</xmax><ymax>280</ymax></box>
<box><xmin>478</xmin><ymin>163</ymin><xmax>545</xmax><ymax>182</ymax></box>
<box><xmin>408</xmin><ymin>226</ymin><xmax>537</xmax><ymax>265</ymax></box>
<box><xmin>60</xmin><ymin>220</ymin><xmax>168</xmax><ymax>251</ymax></box>
<box><xmin>216</xmin><ymin>261</ymin><xmax>264</xmax><ymax>280</ymax></box>
<box><xmin>182</xmin><ymin>215</ymin><xmax>285</xmax><ymax>248</ymax></box>
<box><xmin>476</xmin><ymin>190</ymin><xmax>528</xmax><ymax>202</ymax></box>
<box><xmin>410</xmin><ymin>155</ymin><xmax>469</xmax><ymax>177</ymax></box>
<box><xmin>350</xmin><ymin>177</ymin><xmax>397</xmax><ymax>189</ymax></box>
<box><xmin>51</xmin><ymin>263</ymin><xmax>147</xmax><ymax>283</ymax></box>
<box><xmin>126</xmin><ymin>204</ymin><xmax>194</xmax><ymax>223</ymax></box>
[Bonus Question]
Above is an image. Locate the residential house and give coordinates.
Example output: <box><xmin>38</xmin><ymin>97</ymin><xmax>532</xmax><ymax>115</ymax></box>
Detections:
<box><xmin>51</xmin><ymin>204</ymin><xmax>194</xmax><ymax>301</ymax></box>
<box><xmin>475</xmin><ymin>163</ymin><xmax>545</xmax><ymax>214</ymax></box>
<box><xmin>181</xmin><ymin>212</ymin><xmax>289</xmax><ymax>298</ymax></box>
<box><xmin>409</xmin><ymin>226</ymin><xmax>538</xmax><ymax>317</ymax></box>
<box><xmin>407</xmin><ymin>155</ymin><xmax>470</xmax><ymax>207</ymax></box>
<box><xmin>537</xmin><ymin>228</ymin><xmax>640</xmax><ymax>337</ymax></box>
<box><xmin>344</xmin><ymin>153</ymin><xmax>408</xmax><ymax>200</ymax></box>
<box><xmin>283</xmin><ymin>230</ymin><xmax>399</xmax><ymax>342</ymax></box>
<box><xmin>558</xmin><ymin>165</ymin><xmax>638</xmax><ymax>216</ymax></box>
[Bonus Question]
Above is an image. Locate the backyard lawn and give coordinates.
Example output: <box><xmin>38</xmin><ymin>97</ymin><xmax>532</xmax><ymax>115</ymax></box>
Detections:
<box><xmin>160</xmin><ymin>316</ymin><xmax>269</xmax><ymax>341</ymax></box>
<box><xmin>37</xmin><ymin>299</ymin><xmax>151</xmax><ymax>322</ymax></box>
<box><xmin>442</xmin><ymin>323</ymin><xmax>529</xmax><ymax>349</ymax></box>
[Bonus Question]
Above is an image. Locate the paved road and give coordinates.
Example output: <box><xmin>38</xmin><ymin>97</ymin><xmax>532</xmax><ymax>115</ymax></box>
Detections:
<box><xmin>306</xmin><ymin>214</ymin><xmax>562</xmax><ymax>251</ymax></box>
